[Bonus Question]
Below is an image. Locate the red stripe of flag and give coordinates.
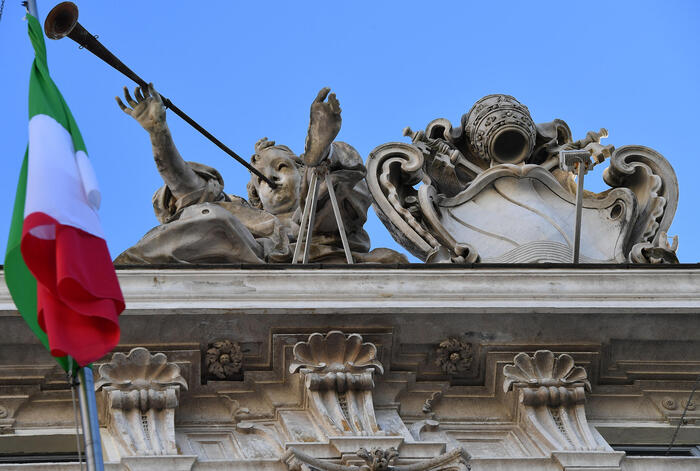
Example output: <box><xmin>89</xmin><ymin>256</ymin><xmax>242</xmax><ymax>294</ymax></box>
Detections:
<box><xmin>22</xmin><ymin>212</ymin><xmax>123</xmax><ymax>366</ymax></box>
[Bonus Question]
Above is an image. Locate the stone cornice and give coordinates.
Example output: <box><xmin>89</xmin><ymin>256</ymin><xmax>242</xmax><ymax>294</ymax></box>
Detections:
<box><xmin>1</xmin><ymin>267</ymin><xmax>699</xmax><ymax>314</ymax></box>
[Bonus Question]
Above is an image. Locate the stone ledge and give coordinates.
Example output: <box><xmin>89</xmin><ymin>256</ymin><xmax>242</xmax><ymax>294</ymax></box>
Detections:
<box><xmin>1</xmin><ymin>267</ymin><xmax>697</xmax><ymax>315</ymax></box>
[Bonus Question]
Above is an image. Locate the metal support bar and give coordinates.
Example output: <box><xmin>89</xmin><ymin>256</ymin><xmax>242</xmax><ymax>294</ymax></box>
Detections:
<box><xmin>77</xmin><ymin>368</ymin><xmax>104</xmax><ymax>471</ymax></box>
<box><xmin>559</xmin><ymin>150</ymin><xmax>592</xmax><ymax>265</ymax></box>
<box><xmin>573</xmin><ymin>162</ymin><xmax>585</xmax><ymax>264</ymax></box>
<box><xmin>302</xmin><ymin>170</ymin><xmax>322</xmax><ymax>264</ymax></box>
<box><xmin>325</xmin><ymin>173</ymin><xmax>353</xmax><ymax>264</ymax></box>
<box><xmin>293</xmin><ymin>165</ymin><xmax>354</xmax><ymax>264</ymax></box>
<box><xmin>292</xmin><ymin>170</ymin><xmax>318</xmax><ymax>264</ymax></box>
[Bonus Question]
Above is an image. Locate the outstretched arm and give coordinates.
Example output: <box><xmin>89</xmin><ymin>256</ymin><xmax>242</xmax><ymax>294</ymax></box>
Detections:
<box><xmin>116</xmin><ymin>83</ymin><xmax>205</xmax><ymax>198</ymax></box>
<box><xmin>303</xmin><ymin>87</ymin><xmax>342</xmax><ymax>167</ymax></box>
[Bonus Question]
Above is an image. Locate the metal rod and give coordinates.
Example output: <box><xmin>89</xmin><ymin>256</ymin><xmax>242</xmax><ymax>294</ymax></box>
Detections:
<box><xmin>573</xmin><ymin>162</ymin><xmax>585</xmax><ymax>264</ymax></box>
<box><xmin>24</xmin><ymin>0</ymin><xmax>38</xmax><ymax>17</ymax></box>
<box><xmin>292</xmin><ymin>170</ymin><xmax>318</xmax><ymax>264</ymax></box>
<box><xmin>77</xmin><ymin>368</ymin><xmax>104</xmax><ymax>471</ymax></box>
<box><xmin>45</xmin><ymin>10</ymin><xmax>275</xmax><ymax>189</ymax></box>
<box><xmin>665</xmin><ymin>374</ymin><xmax>700</xmax><ymax>455</ymax></box>
<box><xmin>302</xmin><ymin>169</ymin><xmax>322</xmax><ymax>264</ymax></box>
<box><xmin>325</xmin><ymin>173</ymin><xmax>353</xmax><ymax>264</ymax></box>
<box><xmin>70</xmin><ymin>383</ymin><xmax>84</xmax><ymax>471</ymax></box>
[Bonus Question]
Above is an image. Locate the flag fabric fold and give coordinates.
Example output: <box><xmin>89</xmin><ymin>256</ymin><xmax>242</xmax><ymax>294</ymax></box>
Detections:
<box><xmin>4</xmin><ymin>14</ymin><xmax>124</xmax><ymax>368</ymax></box>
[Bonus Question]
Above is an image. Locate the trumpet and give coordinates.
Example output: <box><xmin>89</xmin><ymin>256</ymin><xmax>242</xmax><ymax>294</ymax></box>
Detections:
<box><xmin>44</xmin><ymin>2</ymin><xmax>276</xmax><ymax>188</ymax></box>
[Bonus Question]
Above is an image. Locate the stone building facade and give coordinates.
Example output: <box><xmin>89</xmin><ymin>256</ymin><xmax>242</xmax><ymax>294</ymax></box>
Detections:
<box><xmin>2</xmin><ymin>85</ymin><xmax>697</xmax><ymax>469</ymax></box>
<box><xmin>1</xmin><ymin>265</ymin><xmax>699</xmax><ymax>470</ymax></box>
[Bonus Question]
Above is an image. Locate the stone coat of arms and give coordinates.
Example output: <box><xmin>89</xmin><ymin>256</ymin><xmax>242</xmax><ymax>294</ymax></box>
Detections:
<box><xmin>367</xmin><ymin>94</ymin><xmax>678</xmax><ymax>264</ymax></box>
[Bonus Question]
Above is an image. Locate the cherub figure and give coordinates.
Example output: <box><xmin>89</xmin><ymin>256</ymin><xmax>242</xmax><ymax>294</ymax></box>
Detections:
<box><xmin>114</xmin><ymin>84</ymin><xmax>405</xmax><ymax>264</ymax></box>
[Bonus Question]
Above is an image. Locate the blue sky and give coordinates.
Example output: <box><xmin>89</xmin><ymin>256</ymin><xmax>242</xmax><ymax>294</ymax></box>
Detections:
<box><xmin>1</xmin><ymin>0</ymin><xmax>698</xmax><ymax>263</ymax></box>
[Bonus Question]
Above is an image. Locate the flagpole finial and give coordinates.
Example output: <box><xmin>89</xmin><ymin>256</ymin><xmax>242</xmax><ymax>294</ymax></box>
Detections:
<box><xmin>23</xmin><ymin>0</ymin><xmax>38</xmax><ymax>18</ymax></box>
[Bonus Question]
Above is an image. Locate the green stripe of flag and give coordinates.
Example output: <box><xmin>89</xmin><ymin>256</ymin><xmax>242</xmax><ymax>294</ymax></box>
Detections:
<box><xmin>27</xmin><ymin>13</ymin><xmax>86</xmax><ymax>154</ymax></box>
<box><xmin>3</xmin><ymin>14</ymin><xmax>78</xmax><ymax>372</ymax></box>
<box><xmin>5</xmin><ymin>149</ymin><xmax>69</xmax><ymax>371</ymax></box>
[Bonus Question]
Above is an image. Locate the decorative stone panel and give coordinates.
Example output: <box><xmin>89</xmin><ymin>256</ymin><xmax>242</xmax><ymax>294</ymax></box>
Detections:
<box><xmin>289</xmin><ymin>331</ymin><xmax>384</xmax><ymax>436</ymax></box>
<box><xmin>503</xmin><ymin>350</ymin><xmax>608</xmax><ymax>453</ymax></box>
<box><xmin>283</xmin><ymin>446</ymin><xmax>470</xmax><ymax>471</ymax></box>
<box><xmin>95</xmin><ymin>347</ymin><xmax>188</xmax><ymax>457</ymax></box>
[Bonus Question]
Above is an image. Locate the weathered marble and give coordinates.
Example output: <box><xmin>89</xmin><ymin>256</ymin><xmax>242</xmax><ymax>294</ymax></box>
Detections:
<box><xmin>367</xmin><ymin>94</ymin><xmax>679</xmax><ymax>264</ymax></box>
<box><xmin>114</xmin><ymin>85</ymin><xmax>405</xmax><ymax>265</ymax></box>
<box><xmin>0</xmin><ymin>266</ymin><xmax>699</xmax><ymax>470</ymax></box>
<box><xmin>95</xmin><ymin>347</ymin><xmax>187</xmax><ymax>457</ymax></box>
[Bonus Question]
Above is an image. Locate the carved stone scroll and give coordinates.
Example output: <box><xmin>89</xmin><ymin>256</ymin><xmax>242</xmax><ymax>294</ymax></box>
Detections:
<box><xmin>502</xmin><ymin>350</ymin><xmax>609</xmax><ymax>453</ymax></box>
<box><xmin>95</xmin><ymin>347</ymin><xmax>188</xmax><ymax>456</ymax></box>
<box><xmin>366</xmin><ymin>143</ymin><xmax>442</xmax><ymax>261</ymax></box>
<box><xmin>289</xmin><ymin>331</ymin><xmax>384</xmax><ymax>436</ymax></box>
<box><xmin>367</xmin><ymin>94</ymin><xmax>679</xmax><ymax>264</ymax></box>
<box><xmin>283</xmin><ymin>446</ymin><xmax>470</xmax><ymax>471</ymax></box>
<box><xmin>604</xmin><ymin>145</ymin><xmax>679</xmax><ymax>263</ymax></box>
<box><xmin>0</xmin><ymin>389</ymin><xmax>32</xmax><ymax>435</ymax></box>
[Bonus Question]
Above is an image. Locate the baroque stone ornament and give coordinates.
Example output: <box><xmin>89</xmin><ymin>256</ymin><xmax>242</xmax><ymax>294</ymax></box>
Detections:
<box><xmin>283</xmin><ymin>447</ymin><xmax>470</xmax><ymax>471</ymax></box>
<box><xmin>95</xmin><ymin>347</ymin><xmax>188</xmax><ymax>456</ymax></box>
<box><xmin>502</xmin><ymin>350</ymin><xmax>609</xmax><ymax>453</ymax></box>
<box><xmin>0</xmin><ymin>401</ymin><xmax>22</xmax><ymax>434</ymax></box>
<box><xmin>357</xmin><ymin>447</ymin><xmax>399</xmax><ymax>471</ymax></box>
<box><xmin>435</xmin><ymin>338</ymin><xmax>473</xmax><ymax>375</ymax></box>
<box><xmin>503</xmin><ymin>350</ymin><xmax>590</xmax><ymax>393</ymax></box>
<box><xmin>205</xmin><ymin>339</ymin><xmax>243</xmax><ymax>380</ymax></box>
<box><xmin>289</xmin><ymin>331</ymin><xmax>384</xmax><ymax>436</ymax></box>
<box><xmin>366</xmin><ymin>94</ymin><xmax>679</xmax><ymax>263</ymax></box>
<box><xmin>464</xmin><ymin>95</ymin><xmax>537</xmax><ymax>165</ymax></box>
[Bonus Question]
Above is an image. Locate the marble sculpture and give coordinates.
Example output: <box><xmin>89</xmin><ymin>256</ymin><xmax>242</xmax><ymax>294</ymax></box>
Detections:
<box><xmin>113</xmin><ymin>84</ymin><xmax>406</xmax><ymax>264</ymax></box>
<box><xmin>367</xmin><ymin>94</ymin><xmax>679</xmax><ymax>264</ymax></box>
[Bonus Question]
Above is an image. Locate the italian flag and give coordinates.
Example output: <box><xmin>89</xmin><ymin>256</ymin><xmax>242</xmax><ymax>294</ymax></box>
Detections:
<box><xmin>4</xmin><ymin>14</ymin><xmax>124</xmax><ymax>369</ymax></box>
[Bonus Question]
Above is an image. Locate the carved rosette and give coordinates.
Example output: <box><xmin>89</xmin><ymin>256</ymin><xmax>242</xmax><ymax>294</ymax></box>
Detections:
<box><xmin>435</xmin><ymin>338</ymin><xmax>473</xmax><ymax>375</ymax></box>
<box><xmin>205</xmin><ymin>339</ymin><xmax>243</xmax><ymax>380</ymax></box>
<box><xmin>95</xmin><ymin>347</ymin><xmax>188</xmax><ymax>456</ymax></box>
<box><xmin>289</xmin><ymin>331</ymin><xmax>384</xmax><ymax>436</ymax></box>
<box><xmin>503</xmin><ymin>351</ymin><xmax>608</xmax><ymax>453</ymax></box>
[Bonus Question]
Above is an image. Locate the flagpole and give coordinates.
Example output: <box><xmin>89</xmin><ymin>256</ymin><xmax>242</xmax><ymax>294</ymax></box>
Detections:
<box><xmin>77</xmin><ymin>367</ymin><xmax>105</xmax><ymax>471</ymax></box>
<box><xmin>17</xmin><ymin>0</ymin><xmax>113</xmax><ymax>471</ymax></box>
<box><xmin>24</xmin><ymin>0</ymin><xmax>38</xmax><ymax>17</ymax></box>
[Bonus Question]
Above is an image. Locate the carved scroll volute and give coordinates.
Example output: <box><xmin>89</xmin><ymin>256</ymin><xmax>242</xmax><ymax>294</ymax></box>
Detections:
<box><xmin>95</xmin><ymin>348</ymin><xmax>188</xmax><ymax>457</ymax></box>
<box><xmin>503</xmin><ymin>351</ymin><xmax>609</xmax><ymax>453</ymax></box>
<box><xmin>283</xmin><ymin>446</ymin><xmax>471</xmax><ymax>471</ymax></box>
<box><xmin>366</xmin><ymin>143</ymin><xmax>440</xmax><ymax>260</ymax></box>
<box><xmin>603</xmin><ymin>145</ymin><xmax>679</xmax><ymax>262</ymax></box>
<box><xmin>289</xmin><ymin>331</ymin><xmax>384</xmax><ymax>436</ymax></box>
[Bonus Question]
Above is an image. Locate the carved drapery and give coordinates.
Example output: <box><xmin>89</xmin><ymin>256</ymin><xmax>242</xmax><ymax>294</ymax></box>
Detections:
<box><xmin>95</xmin><ymin>347</ymin><xmax>187</xmax><ymax>456</ymax></box>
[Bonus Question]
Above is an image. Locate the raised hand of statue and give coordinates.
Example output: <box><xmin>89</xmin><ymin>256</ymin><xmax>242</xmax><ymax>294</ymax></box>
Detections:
<box><xmin>116</xmin><ymin>83</ymin><xmax>166</xmax><ymax>135</ymax></box>
<box><xmin>303</xmin><ymin>87</ymin><xmax>342</xmax><ymax>167</ymax></box>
